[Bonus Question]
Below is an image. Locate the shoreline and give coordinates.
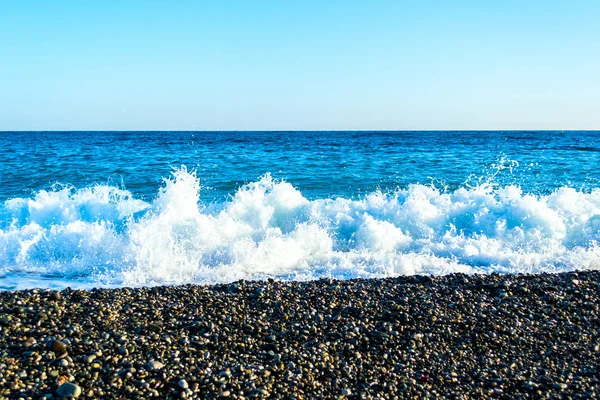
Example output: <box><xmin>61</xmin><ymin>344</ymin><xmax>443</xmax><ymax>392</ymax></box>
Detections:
<box><xmin>1</xmin><ymin>271</ymin><xmax>598</xmax><ymax>398</ymax></box>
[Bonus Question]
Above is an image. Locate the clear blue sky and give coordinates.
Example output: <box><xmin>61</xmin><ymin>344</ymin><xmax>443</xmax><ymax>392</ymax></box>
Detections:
<box><xmin>1</xmin><ymin>0</ymin><xmax>598</xmax><ymax>130</ymax></box>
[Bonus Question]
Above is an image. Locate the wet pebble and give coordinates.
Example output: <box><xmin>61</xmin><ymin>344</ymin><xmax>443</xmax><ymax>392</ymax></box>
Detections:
<box><xmin>178</xmin><ymin>379</ymin><xmax>189</xmax><ymax>389</ymax></box>
<box><xmin>0</xmin><ymin>270</ymin><xmax>598</xmax><ymax>399</ymax></box>
<box><xmin>49</xmin><ymin>340</ymin><xmax>68</xmax><ymax>354</ymax></box>
<box><xmin>57</xmin><ymin>382</ymin><xmax>82</xmax><ymax>398</ymax></box>
<box><xmin>146</xmin><ymin>360</ymin><xmax>163</xmax><ymax>370</ymax></box>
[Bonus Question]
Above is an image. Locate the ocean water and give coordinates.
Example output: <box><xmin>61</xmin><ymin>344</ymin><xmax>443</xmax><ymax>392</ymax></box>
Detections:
<box><xmin>1</xmin><ymin>131</ymin><xmax>599</xmax><ymax>290</ymax></box>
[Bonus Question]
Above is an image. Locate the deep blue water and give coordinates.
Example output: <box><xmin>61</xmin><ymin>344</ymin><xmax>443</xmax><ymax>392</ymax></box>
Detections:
<box><xmin>1</xmin><ymin>131</ymin><xmax>599</xmax><ymax>290</ymax></box>
<box><xmin>2</xmin><ymin>131</ymin><xmax>599</xmax><ymax>202</ymax></box>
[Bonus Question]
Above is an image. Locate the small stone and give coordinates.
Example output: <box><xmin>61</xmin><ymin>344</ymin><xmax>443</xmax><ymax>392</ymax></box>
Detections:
<box><xmin>13</xmin><ymin>306</ymin><xmax>26</xmax><ymax>315</ymax></box>
<box><xmin>57</xmin><ymin>358</ymin><xmax>69</xmax><ymax>367</ymax></box>
<box><xmin>49</xmin><ymin>291</ymin><xmax>62</xmax><ymax>301</ymax></box>
<box><xmin>57</xmin><ymin>375</ymin><xmax>68</xmax><ymax>385</ymax></box>
<box><xmin>553</xmin><ymin>383</ymin><xmax>568</xmax><ymax>390</ymax></box>
<box><xmin>342</xmin><ymin>388</ymin><xmax>352</xmax><ymax>396</ymax></box>
<box><xmin>219</xmin><ymin>391</ymin><xmax>231</xmax><ymax>397</ymax></box>
<box><xmin>84</xmin><ymin>354</ymin><xmax>96</xmax><ymax>364</ymax></box>
<box><xmin>148</xmin><ymin>324</ymin><xmax>162</xmax><ymax>333</ymax></box>
<box><xmin>50</xmin><ymin>340</ymin><xmax>68</xmax><ymax>354</ymax></box>
<box><xmin>57</xmin><ymin>382</ymin><xmax>82</xmax><ymax>398</ymax></box>
<box><xmin>178</xmin><ymin>379</ymin><xmax>189</xmax><ymax>390</ymax></box>
<box><xmin>146</xmin><ymin>360</ymin><xmax>164</xmax><ymax>370</ymax></box>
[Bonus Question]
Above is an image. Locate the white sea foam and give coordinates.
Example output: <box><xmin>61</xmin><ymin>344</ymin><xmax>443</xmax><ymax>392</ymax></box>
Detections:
<box><xmin>1</xmin><ymin>167</ymin><xmax>599</xmax><ymax>289</ymax></box>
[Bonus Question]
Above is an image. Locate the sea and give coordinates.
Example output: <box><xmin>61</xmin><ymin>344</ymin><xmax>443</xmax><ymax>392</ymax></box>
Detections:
<box><xmin>1</xmin><ymin>131</ymin><xmax>599</xmax><ymax>290</ymax></box>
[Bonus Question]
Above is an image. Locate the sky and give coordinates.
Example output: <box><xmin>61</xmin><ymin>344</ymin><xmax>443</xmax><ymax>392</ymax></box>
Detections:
<box><xmin>0</xmin><ymin>1</ymin><xmax>598</xmax><ymax>130</ymax></box>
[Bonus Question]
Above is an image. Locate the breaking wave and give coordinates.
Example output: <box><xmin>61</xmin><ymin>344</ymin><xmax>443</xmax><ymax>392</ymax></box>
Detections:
<box><xmin>1</xmin><ymin>167</ymin><xmax>600</xmax><ymax>289</ymax></box>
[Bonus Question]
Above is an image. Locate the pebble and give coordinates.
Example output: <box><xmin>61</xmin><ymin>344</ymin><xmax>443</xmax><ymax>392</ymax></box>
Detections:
<box><xmin>57</xmin><ymin>382</ymin><xmax>82</xmax><ymax>398</ymax></box>
<box><xmin>49</xmin><ymin>291</ymin><xmax>62</xmax><ymax>301</ymax></box>
<box><xmin>84</xmin><ymin>354</ymin><xmax>96</xmax><ymax>364</ymax></box>
<box><xmin>57</xmin><ymin>358</ymin><xmax>69</xmax><ymax>367</ymax></box>
<box><xmin>50</xmin><ymin>340</ymin><xmax>68</xmax><ymax>354</ymax></box>
<box><xmin>0</xmin><ymin>271</ymin><xmax>598</xmax><ymax>399</ymax></box>
<box><xmin>553</xmin><ymin>383</ymin><xmax>568</xmax><ymax>390</ymax></box>
<box><xmin>178</xmin><ymin>379</ymin><xmax>189</xmax><ymax>389</ymax></box>
<box><xmin>146</xmin><ymin>360</ymin><xmax>163</xmax><ymax>370</ymax></box>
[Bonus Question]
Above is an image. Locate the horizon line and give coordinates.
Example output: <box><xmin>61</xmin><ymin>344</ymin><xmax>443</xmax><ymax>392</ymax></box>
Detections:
<box><xmin>1</xmin><ymin>129</ymin><xmax>599</xmax><ymax>133</ymax></box>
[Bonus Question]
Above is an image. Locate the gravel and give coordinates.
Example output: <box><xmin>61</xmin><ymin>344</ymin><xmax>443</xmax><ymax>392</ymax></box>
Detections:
<box><xmin>0</xmin><ymin>270</ymin><xmax>598</xmax><ymax>399</ymax></box>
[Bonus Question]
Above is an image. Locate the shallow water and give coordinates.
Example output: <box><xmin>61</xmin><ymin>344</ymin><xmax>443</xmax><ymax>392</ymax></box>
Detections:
<box><xmin>1</xmin><ymin>131</ymin><xmax>599</xmax><ymax>289</ymax></box>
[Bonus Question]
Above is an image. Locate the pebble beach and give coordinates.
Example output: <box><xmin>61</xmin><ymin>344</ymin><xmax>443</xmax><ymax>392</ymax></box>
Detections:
<box><xmin>1</xmin><ymin>271</ymin><xmax>599</xmax><ymax>399</ymax></box>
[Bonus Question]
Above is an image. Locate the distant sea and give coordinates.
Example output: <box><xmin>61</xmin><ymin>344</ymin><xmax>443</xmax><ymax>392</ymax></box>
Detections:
<box><xmin>1</xmin><ymin>131</ymin><xmax>599</xmax><ymax>290</ymax></box>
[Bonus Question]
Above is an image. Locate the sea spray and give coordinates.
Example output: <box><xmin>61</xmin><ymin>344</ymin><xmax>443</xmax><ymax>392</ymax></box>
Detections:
<box><xmin>1</xmin><ymin>166</ymin><xmax>599</xmax><ymax>289</ymax></box>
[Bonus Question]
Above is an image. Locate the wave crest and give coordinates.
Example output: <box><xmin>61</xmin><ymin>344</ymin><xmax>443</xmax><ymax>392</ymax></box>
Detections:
<box><xmin>1</xmin><ymin>167</ymin><xmax>600</xmax><ymax>289</ymax></box>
